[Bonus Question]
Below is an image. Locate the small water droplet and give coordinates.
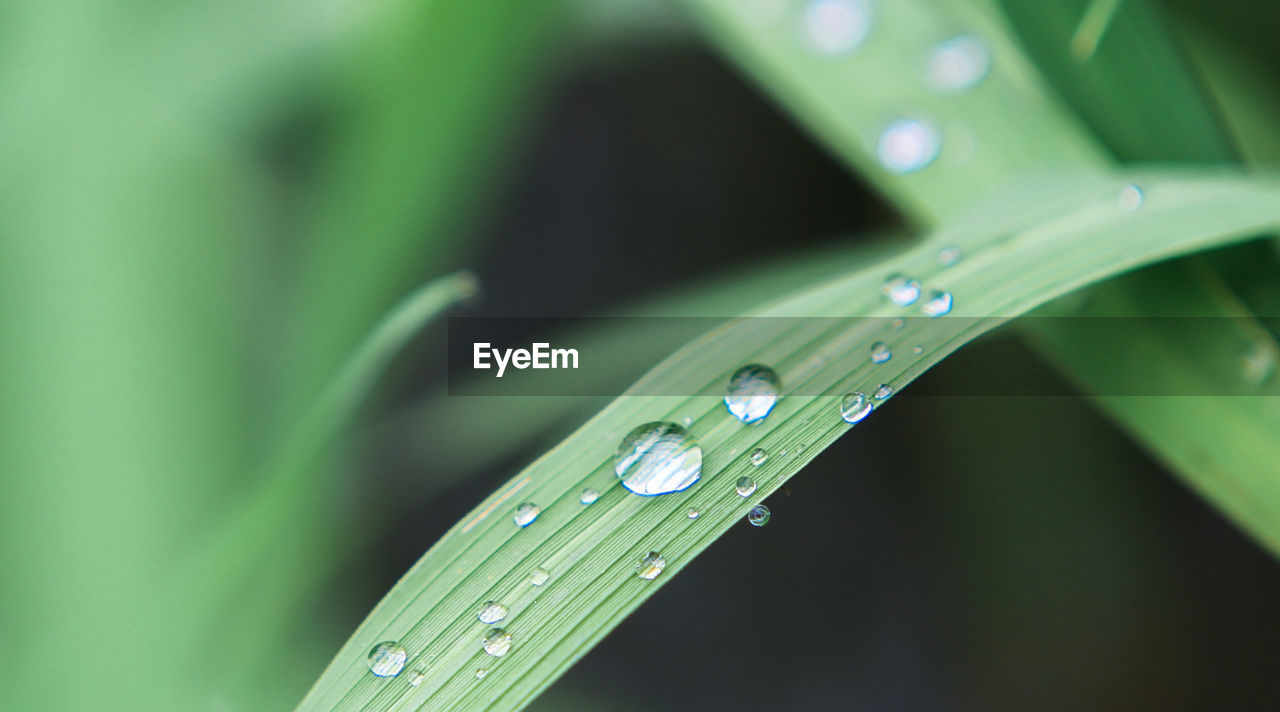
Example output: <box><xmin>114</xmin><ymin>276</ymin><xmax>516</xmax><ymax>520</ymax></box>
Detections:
<box><xmin>912</xmin><ymin>345</ymin><xmax>924</xmax><ymax>355</ymax></box>
<box><xmin>367</xmin><ymin>641</ymin><xmax>408</xmax><ymax>678</ymax></box>
<box><xmin>874</xmin><ymin>383</ymin><xmax>893</xmax><ymax>399</ymax></box>
<box><xmin>803</xmin><ymin>0</ymin><xmax>871</xmax><ymax>55</ymax></box>
<box><xmin>681</xmin><ymin>415</ymin><xmax>693</xmax><ymax>426</ymax></box>
<box><xmin>921</xmin><ymin>290</ymin><xmax>953</xmax><ymax>317</ymax></box>
<box><xmin>891</xmin><ymin>317</ymin><xmax>905</xmax><ymax>330</ymax></box>
<box><xmin>724</xmin><ymin>364</ymin><xmax>782</xmax><ymax>423</ymax></box>
<box><xmin>512</xmin><ymin>502</ymin><xmax>540</xmax><ymax>528</ymax></box>
<box><xmin>636</xmin><ymin>551</ymin><xmax>667</xmax><ymax>580</ymax></box>
<box><xmin>750</xmin><ymin>448</ymin><xmax>769</xmax><ymax>466</ymax></box>
<box><xmin>938</xmin><ymin>245</ymin><xmax>962</xmax><ymax>266</ymax></box>
<box><xmin>870</xmin><ymin>341</ymin><xmax>892</xmax><ymax>364</ymax></box>
<box><xmin>747</xmin><ymin>504</ymin><xmax>772</xmax><ymax>527</ymax></box>
<box><xmin>579</xmin><ymin>488</ymin><xmax>600</xmax><ymax>505</ymax></box>
<box><xmin>615</xmin><ymin>422</ymin><xmax>702</xmax><ymax>496</ymax></box>
<box><xmin>408</xmin><ymin>669</ymin><xmax>426</xmax><ymax>687</ymax></box>
<box><xmin>840</xmin><ymin>392</ymin><xmax>872</xmax><ymax>423</ymax></box>
<box><xmin>687</xmin><ymin>508</ymin><xmax>700</xmax><ymax>519</ymax></box>
<box><xmin>877</xmin><ymin>119</ymin><xmax>940</xmax><ymax>173</ymax></box>
<box><xmin>925</xmin><ymin>36</ymin><xmax>990</xmax><ymax>92</ymax></box>
<box><xmin>1119</xmin><ymin>183</ymin><xmax>1144</xmax><ymax>211</ymax></box>
<box><xmin>735</xmin><ymin>476</ymin><xmax>757</xmax><ymax>497</ymax></box>
<box><xmin>482</xmin><ymin>628</ymin><xmax>512</xmax><ymax>657</ymax></box>
<box><xmin>882</xmin><ymin>273</ymin><xmax>921</xmax><ymax>306</ymax></box>
<box><xmin>478</xmin><ymin>601</ymin><xmax>508</xmax><ymax>625</ymax></box>
<box><xmin>475</xmin><ymin>668</ymin><xmax>489</xmax><ymax>680</ymax></box>
<box><xmin>529</xmin><ymin>568</ymin><xmax>549</xmax><ymax>586</ymax></box>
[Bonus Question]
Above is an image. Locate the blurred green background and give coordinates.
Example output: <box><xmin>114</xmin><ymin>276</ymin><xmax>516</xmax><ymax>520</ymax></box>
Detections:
<box><xmin>2</xmin><ymin>0</ymin><xmax>1278</xmax><ymax>710</ymax></box>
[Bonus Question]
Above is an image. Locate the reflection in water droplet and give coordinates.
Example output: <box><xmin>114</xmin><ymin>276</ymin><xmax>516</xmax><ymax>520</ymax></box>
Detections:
<box><xmin>747</xmin><ymin>504</ymin><xmax>772</xmax><ymax>527</ymax></box>
<box><xmin>367</xmin><ymin>641</ymin><xmax>408</xmax><ymax>678</ymax></box>
<box><xmin>579</xmin><ymin>488</ymin><xmax>600</xmax><ymax>505</ymax></box>
<box><xmin>735</xmin><ymin>476</ymin><xmax>757</xmax><ymax>497</ymax></box>
<box><xmin>803</xmin><ymin>0</ymin><xmax>872</xmax><ymax>55</ymax></box>
<box><xmin>512</xmin><ymin>502</ymin><xmax>540</xmax><ymax>528</ymax></box>
<box><xmin>750</xmin><ymin>448</ymin><xmax>769</xmax><ymax>467</ymax></box>
<box><xmin>883</xmin><ymin>273</ymin><xmax>921</xmax><ymax>306</ymax></box>
<box><xmin>874</xmin><ymin>383</ymin><xmax>893</xmax><ymax>399</ymax></box>
<box><xmin>636</xmin><ymin>551</ymin><xmax>667</xmax><ymax>580</ymax></box>
<box><xmin>926</xmin><ymin>36</ymin><xmax>990</xmax><ymax>92</ymax></box>
<box><xmin>870</xmin><ymin>342</ymin><xmax>892</xmax><ymax>364</ymax></box>
<box><xmin>840</xmin><ymin>392</ymin><xmax>872</xmax><ymax>423</ymax></box>
<box><xmin>687</xmin><ymin>508</ymin><xmax>700</xmax><ymax>519</ymax></box>
<box><xmin>529</xmin><ymin>568</ymin><xmax>549</xmax><ymax>586</ymax></box>
<box><xmin>1119</xmin><ymin>183</ymin><xmax>1144</xmax><ymax>211</ymax></box>
<box><xmin>482</xmin><ymin>628</ymin><xmax>512</xmax><ymax>657</ymax></box>
<box><xmin>615</xmin><ymin>422</ymin><xmax>702</xmax><ymax>496</ymax></box>
<box><xmin>724</xmin><ymin>364</ymin><xmax>782</xmax><ymax>423</ymax></box>
<box><xmin>878</xmin><ymin>119</ymin><xmax>940</xmax><ymax>173</ymax></box>
<box><xmin>922</xmin><ymin>290</ymin><xmax>953</xmax><ymax>317</ymax></box>
<box><xmin>938</xmin><ymin>245</ymin><xmax>962</xmax><ymax>266</ymax></box>
<box><xmin>478</xmin><ymin>601</ymin><xmax>507</xmax><ymax>625</ymax></box>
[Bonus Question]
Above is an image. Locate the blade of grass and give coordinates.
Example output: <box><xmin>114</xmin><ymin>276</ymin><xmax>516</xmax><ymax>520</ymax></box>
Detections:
<box><xmin>298</xmin><ymin>171</ymin><xmax>1280</xmax><ymax>711</ymax></box>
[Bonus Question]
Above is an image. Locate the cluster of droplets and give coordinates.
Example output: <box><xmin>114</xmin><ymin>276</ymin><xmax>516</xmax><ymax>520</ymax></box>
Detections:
<box><xmin>882</xmin><ymin>273</ymin><xmax>953</xmax><ymax>317</ymax></box>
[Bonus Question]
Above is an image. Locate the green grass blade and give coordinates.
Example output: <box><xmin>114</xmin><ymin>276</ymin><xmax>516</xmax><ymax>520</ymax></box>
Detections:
<box><xmin>297</xmin><ymin>171</ymin><xmax>1280</xmax><ymax>711</ymax></box>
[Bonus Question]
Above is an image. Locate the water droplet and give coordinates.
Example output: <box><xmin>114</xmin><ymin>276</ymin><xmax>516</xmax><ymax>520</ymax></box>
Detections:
<box><xmin>512</xmin><ymin>502</ymin><xmax>540</xmax><ymax>528</ymax></box>
<box><xmin>636</xmin><ymin>551</ymin><xmax>667</xmax><ymax>580</ymax></box>
<box><xmin>921</xmin><ymin>290</ymin><xmax>953</xmax><ymax>317</ymax></box>
<box><xmin>891</xmin><ymin>318</ymin><xmax>905</xmax><ymax>330</ymax></box>
<box><xmin>938</xmin><ymin>245</ymin><xmax>962</xmax><ymax>266</ymax></box>
<box><xmin>925</xmin><ymin>36</ymin><xmax>990</xmax><ymax>92</ymax></box>
<box><xmin>478</xmin><ymin>601</ymin><xmax>508</xmax><ymax>625</ymax></box>
<box><xmin>803</xmin><ymin>0</ymin><xmax>871</xmax><ymax>55</ymax></box>
<box><xmin>482</xmin><ymin>628</ymin><xmax>512</xmax><ymax>657</ymax></box>
<box><xmin>529</xmin><ymin>568</ymin><xmax>549</xmax><ymax>586</ymax></box>
<box><xmin>615</xmin><ymin>422</ymin><xmax>702</xmax><ymax>496</ymax></box>
<box><xmin>877</xmin><ymin>118</ymin><xmax>941</xmax><ymax>173</ymax></box>
<box><xmin>874</xmin><ymin>383</ymin><xmax>893</xmax><ymax>399</ymax></box>
<box><xmin>475</xmin><ymin>668</ymin><xmax>489</xmax><ymax>680</ymax></box>
<box><xmin>870</xmin><ymin>341</ymin><xmax>892</xmax><ymax>364</ymax></box>
<box><xmin>367</xmin><ymin>641</ymin><xmax>408</xmax><ymax>678</ymax></box>
<box><xmin>579</xmin><ymin>488</ymin><xmax>600</xmax><ymax>505</ymax></box>
<box><xmin>747</xmin><ymin>504</ymin><xmax>772</xmax><ymax>527</ymax></box>
<box><xmin>735</xmin><ymin>476</ymin><xmax>757</xmax><ymax>497</ymax></box>
<box><xmin>724</xmin><ymin>364</ymin><xmax>782</xmax><ymax>423</ymax></box>
<box><xmin>408</xmin><ymin>669</ymin><xmax>426</xmax><ymax>687</ymax></box>
<box><xmin>882</xmin><ymin>273</ymin><xmax>921</xmax><ymax>306</ymax></box>
<box><xmin>750</xmin><ymin>447</ymin><xmax>769</xmax><ymax>467</ymax></box>
<box><xmin>687</xmin><ymin>508</ymin><xmax>700</xmax><ymax>519</ymax></box>
<box><xmin>1119</xmin><ymin>183</ymin><xmax>1144</xmax><ymax>211</ymax></box>
<box><xmin>681</xmin><ymin>415</ymin><xmax>693</xmax><ymax>426</ymax></box>
<box><xmin>912</xmin><ymin>345</ymin><xmax>924</xmax><ymax>355</ymax></box>
<box><xmin>840</xmin><ymin>392</ymin><xmax>872</xmax><ymax>423</ymax></box>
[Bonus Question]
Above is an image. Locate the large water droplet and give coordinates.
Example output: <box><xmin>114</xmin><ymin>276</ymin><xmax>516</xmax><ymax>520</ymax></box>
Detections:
<box><xmin>750</xmin><ymin>448</ymin><xmax>769</xmax><ymax>467</ymax></box>
<box><xmin>882</xmin><ymin>273</ymin><xmax>921</xmax><ymax>306</ymax></box>
<box><xmin>938</xmin><ymin>245</ymin><xmax>962</xmax><ymax>266</ymax></box>
<box><xmin>367</xmin><ymin>641</ymin><xmax>408</xmax><ymax>678</ymax></box>
<box><xmin>926</xmin><ymin>36</ymin><xmax>990</xmax><ymax>92</ymax></box>
<box><xmin>840</xmin><ymin>392</ymin><xmax>872</xmax><ymax>423</ymax></box>
<box><xmin>735</xmin><ymin>476</ymin><xmax>757</xmax><ymax>497</ymax></box>
<box><xmin>877</xmin><ymin>118</ymin><xmax>940</xmax><ymax>173</ymax></box>
<box><xmin>803</xmin><ymin>0</ymin><xmax>872</xmax><ymax>55</ymax></box>
<box><xmin>747</xmin><ymin>504</ymin><xmax>772</xmax><ymax>527</ymax></box>
<box><xmin>615</xmin><ymin>422</ymin><xmax>702</xmax><ymax>496</ymax></box>
<box><xmin>921</xmin><ymin>290</ymin><xmax>953</xmax><ymax>317</ymax></box>
<box><xmin>636</xmin><ymin>551</ymin><xmax>667</xmax><ymax>580</ymax></box>
<box><xmin>529</xmin><ymin>567</ymin><xmax>549</xmax><ymax>586</ymax></box>
<box><xmin>870</xmin><ymin>341</ymin><xmax>892</xmax><ymax>364</ymax></box>
<box><xmin>724</xmin><ymin>364</ymin><xmax>782</xmax><ymax>423</ymax></box>
<box><xmin>482</xmin><ymin>628</ymin><xmax>512</xmax><ymax>657</ymax></box>
<box><xmin>512</xmin><ymin>502</ymin><xmax>540</xmax><ymax>528</ymax></box>
<box><xmin>1119</xmin><ymin>183</ymin><xmax>1144</xmax><ymax>211</ymax></box>
<box><xmin>478</xmin><ymin>601</ymin><xmax>508</xmax><ymax>625</ymax></box>
<box><xmin>579</xmin><ymin>488</ymin><xmax>600</xmax><ymax>505</ymax></box>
